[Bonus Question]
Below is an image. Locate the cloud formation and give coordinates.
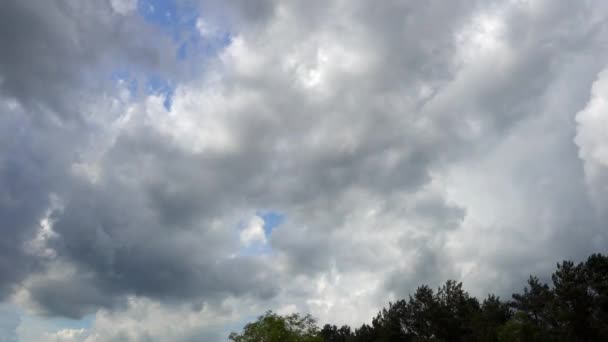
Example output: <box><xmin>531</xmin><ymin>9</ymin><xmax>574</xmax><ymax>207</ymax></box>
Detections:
<box><xmin>1</xmin><ymin>0</ymin><xmax>608</xmax><ymax>340</ymax></box>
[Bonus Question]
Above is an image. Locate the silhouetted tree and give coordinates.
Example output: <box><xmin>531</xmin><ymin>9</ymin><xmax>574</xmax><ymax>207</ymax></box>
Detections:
<box><xmin>372</xmin><ymin>299</ymin><xmax>410</xmax><ymax>341</ymax></box>
<box><xmin>508</xmin><ymin>275</ymin><xmax>556</xmax><ymax>340</ymax></box>
<box><xmin>320</xmin><ymin>324</ymin><xmax>355</xmax><ymax>342</ymax></box>
<box><xmin>471</xmin><ymin>295</ymin><xmax>511</xmax><ymax>341</ymax></box>
<box><xmin>232</xmin><ymin>254</ymin><xmax>608</xmax><ymax>342</ymax></box>
<box><xmin>585</xmin><ymin>253</ymin><xmax>608</xmax><ymax>338</ymax></box>
<box><xmin>552</xmin><ymin>260</ymin><xmax>593</xmax><ymax>340</ymax></box>
<box><xmin>353</xmin><ymin>323</ymin><xmax>377</xmax><ymax>342</ymax></box>
<box><xmin>433</xmin><ymin>280</ymin><xmax>480</xmax><ymax>341</ymax></box>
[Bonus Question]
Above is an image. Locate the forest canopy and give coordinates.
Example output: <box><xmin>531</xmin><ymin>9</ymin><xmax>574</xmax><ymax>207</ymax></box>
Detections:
<box><xmin>230</xmin><ymin>253</ymin><xmax>608</xmax><ymax>342</ymax></box>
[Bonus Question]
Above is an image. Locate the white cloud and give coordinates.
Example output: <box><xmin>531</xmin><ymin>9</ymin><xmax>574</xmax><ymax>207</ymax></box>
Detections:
<box><xmin>45</xmin><ymin>329</ymin><xmax>88</xmax><ymax>342</ymax></box>
<box><xmin>240</xmin><ymin>215</ymin><xmax>267</xmax><ymax>246</ymax></box>
<box><xmin>576</xmin><ymin>67</ymin><xmax>608</xmax><ymax>216</ymax></box>
<box><xmin>110</xmin><ymin>0</ymin><xmax>137</xmax><ymax>15</ymax></box>
<box><xmin>3</xmin><ymin>0</ymin><xmax>608</xmax><ymax>340</ymax></box>
<box><xmin>83</xmin><ymin>297</ymin><xmax>247</xmax><ymax>342</ymax></box>
<box><xmin>196</xmin><ymin>18</ymin><xmax>218</xmax><ymax>38</ymax></box>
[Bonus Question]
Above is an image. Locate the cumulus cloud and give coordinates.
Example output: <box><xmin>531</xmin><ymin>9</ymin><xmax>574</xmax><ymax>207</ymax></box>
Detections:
<box><xmin>44</xmin><ymin>328</ymin><xmax>88</xmax><ymax>342</ymax></box>
<box><xmin>110</xmin><ymin>0</ymin><xmax>137</xmax><ymax>15</ymax></box>
<box><xmin>81</xmin><ymin>297</ymin><xmax>239</xmax><ymax>342</ymax></box>
<box><xmin>0</xmin><ymin>0</ymin><xmax>174</xmax><ymax>301</ymax></box>
<box><xmin>576</xmin><ymin>68</ymin><xmax>608</xmax><ymax>217</ymax></box>
<box><xmin>2</xmin><ymin>0</ymin><xmax>608</xmax><ymax>341</ymax></box>
<box><xmin>241</xmin><ymin>215</ymin><xmax>267</xmax><ymax>246</ymax></box>
<box><xmin>0</xmin><ymin>0</ymin><xmax>175</xmax><ymax>121</ymax></box>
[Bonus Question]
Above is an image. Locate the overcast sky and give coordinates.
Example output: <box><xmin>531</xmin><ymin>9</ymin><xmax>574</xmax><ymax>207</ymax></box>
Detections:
<box><xmin>1</xmin><ymin>0</ymin><xmax>608</xmax><ymax>341</ymax></box>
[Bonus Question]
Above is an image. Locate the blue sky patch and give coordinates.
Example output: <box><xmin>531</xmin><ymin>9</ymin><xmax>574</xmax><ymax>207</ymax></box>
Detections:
<box><xmin>137</xmin><ymin>0</ymin><xmax>198</xmax><ymax>41</ymax></box>
<box><xmin>146</xmin><ymin>74</ymin><xmax>175</xmax><ymax>110</ymax></box>
<box><xmin>237</xmin><ymin>211</ymin><xmax>285</xmax><ymax>257</ymax></box>
<box><xmin>258</xmin><ymin>211</ymin><xmax>285</xmax><ymax>236</ymax></box>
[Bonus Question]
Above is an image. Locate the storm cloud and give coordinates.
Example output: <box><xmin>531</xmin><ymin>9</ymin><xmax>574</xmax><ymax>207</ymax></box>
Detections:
<box><xmin>1</xmin><ymin>0</ymin><xmax>608</xmax><ymax>341</ymax></box>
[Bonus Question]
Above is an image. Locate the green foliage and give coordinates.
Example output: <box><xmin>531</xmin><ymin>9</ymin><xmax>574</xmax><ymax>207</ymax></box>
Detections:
<box><xmin>320</xmin><ymin>324</ymin><xmax>355</xmax><ymax>342</ymax></box>
<box><xmin>369</xmin><ymin>281</ymin><xmax>483</xmax><ymax>341</ymax></box>
<box><xmin>233</xmin><ymin>254</ymin><xmax>608</xmax><ymax>342</ymax></box>
<box><xmin>470</xmin><ymin>295</ymin><xmax>511</xmax><ymax>342</ymax></box>
<box><xmin>229</xmin><ymin>311</ymin><xmax>322</xmax><ymax>342</ymax></box>
<box><xmin>509</xmin><ymin>276</ymin><xmax>557</xmax><ymax>340</ymax></box>
<box><xmin>497</xmin><ymin>311</ymin><xmax>540</xmax><ymax>342</ymax></box>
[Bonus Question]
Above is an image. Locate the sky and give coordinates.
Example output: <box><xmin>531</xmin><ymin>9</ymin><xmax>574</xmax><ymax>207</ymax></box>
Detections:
<box><xmin>1</xmin><ymin>0</ymin><xmax>608</xmax><ymax>341</ymax></box>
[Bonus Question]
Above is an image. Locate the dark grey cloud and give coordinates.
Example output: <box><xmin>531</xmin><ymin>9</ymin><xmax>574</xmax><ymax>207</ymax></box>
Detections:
<box><xmin>3</xmin><ymin>0</ymin><xmax>608</xmax><ymax>340</ymax></box>
<box><xmin>0</xmin><ymin>0</ymin><xmax>183</xmax><ymax>313</ymax></box>
<box><xmin>0</xmin><ymin>107</ymin><xmax>66</xmax><ymax>299</ymax></box>
<box><xmin>0</xmin><ymin>0</ymin><xmax>174</xmax><ymax>121</ymax></box>
<box><xmin>36</xmin><ymin>129</ymin><xmax>280</xmax><ymax>317</ymax></box>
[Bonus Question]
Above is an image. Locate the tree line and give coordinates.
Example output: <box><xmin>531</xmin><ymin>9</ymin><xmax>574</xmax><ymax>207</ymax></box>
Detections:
<box><xmin>229</xmin><ymin>253</ymin><xmax>608</xmax><ymax>341</ymax></box>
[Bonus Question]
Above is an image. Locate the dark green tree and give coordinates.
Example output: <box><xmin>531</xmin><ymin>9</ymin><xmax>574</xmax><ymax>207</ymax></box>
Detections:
<box><xmin>497</xmin><ymin>311</ymin><xmax>540</xmax><ymax>342</ymax></box>
<box><xmin>234</xmin><ymin>254</ymin><xmax>608</xmax><ymax>342</ymax></box>
<box><xmin>551</xmin><ymin>260</ymin><xmax>593</xmax><ymax>341</ymax></box>
<box><xmin>585</xmin><ymin>253</ymin><xmax>608</xmax><ymax>339</ymax></box>
<box><xmin>510</xmin><ymin>275</ymin><xmax>556</xmax><ymax>336</ymax></box>
<box><xmin>372</xmin><ymin>299</ymin><xmax>411</xmax><ymax>341</ymax></box>
<box><xmin>320</xmin><ymin>324</ymin><xmax>355</xmax><ymax>342</ymax></box>
<box><xmin>471</xmin><ymin>295</ymin><xmax>511</xmax><ymax>341</ymax></box>
<box><xmin>432</xmin><ymin>280</ymin><xmax>480</xmax><ymax>341</ymax></box>
<box><xmin>404</xmin><ymin>285</ymin><xmax>437</xmax><ymax>340</ymax></box>
<box><xmin>353</xmin><ymin>323</ymin><xmax>377</xmax><ymax>342</ymax></box>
